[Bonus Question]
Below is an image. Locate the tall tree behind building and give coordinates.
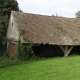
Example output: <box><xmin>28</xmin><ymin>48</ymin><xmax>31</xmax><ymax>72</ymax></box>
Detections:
<box><xmin>0</xmin><ymin>0</ymin><xmax>20</xmax><ymax>16</ymax></box>
<box><xmin>75</xmin><ymin>10</ymin><xmax>80</xmax><ymax>19</ymax></box>
<box><xmin>0</xmin><ymin>0</ymin><xmax>21</xmax><ymax>55</ymax></box>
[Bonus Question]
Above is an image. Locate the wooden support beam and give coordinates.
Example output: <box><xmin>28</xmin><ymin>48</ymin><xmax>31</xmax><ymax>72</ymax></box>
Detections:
<box><xmin>59</xmin><ymin>45</ymin><xmax>74</xmax><ymax>57</ymax></box>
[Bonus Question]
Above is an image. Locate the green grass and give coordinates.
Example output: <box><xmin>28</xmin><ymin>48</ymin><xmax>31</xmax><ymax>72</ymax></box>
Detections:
<box><xmin>0</xmin><ymin>55</ymin><xmax>80</xmax><ymax>80</ymax></box>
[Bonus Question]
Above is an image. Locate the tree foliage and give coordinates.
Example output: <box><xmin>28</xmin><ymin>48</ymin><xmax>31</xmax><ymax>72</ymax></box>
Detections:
<box><xmin>0</xmin><ymin>15</ymin><xmax>8</xmax><ymax>54</ymax></box>
<box><xmin>0</xmin><ymin>0</ymin><xmax>19</xmax><ymax>16</ymax></box>
<box><xmin>0</xmin><ymin>0</ymin><xmax>20</xmax><ymax>55</ymax></box>
<box><xmin>75</xmin><ymin>10</ymin><xmax>80</xmax><ymax>19</ymax></box>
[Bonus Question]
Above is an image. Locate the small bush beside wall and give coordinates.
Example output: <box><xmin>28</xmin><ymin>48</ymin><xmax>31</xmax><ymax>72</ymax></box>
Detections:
<box><xmin>0</xmin><ymin>56</ymin><xmax>21</xmax><ymax>68</ymax></box>
<box><xmin>17</xmin><ymin>29</ymin><xmax>35</xmax><ymax>60</ymax></box>
<box><xmin>18</xmin><ymin>41</ymin><xmax>34</xmax><ymax>60</ymax></box>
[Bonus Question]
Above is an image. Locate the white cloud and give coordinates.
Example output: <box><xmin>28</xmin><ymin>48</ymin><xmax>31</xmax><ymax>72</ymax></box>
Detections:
<box><xmin>17</xmin><ymin>0</ymin><xmax>80</xmax><ymax>18</ymax></box>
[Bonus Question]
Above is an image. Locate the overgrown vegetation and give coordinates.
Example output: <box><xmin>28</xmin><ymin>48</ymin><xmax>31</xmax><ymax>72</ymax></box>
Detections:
<box><xmin>18</xmin><ymin>39</ymin><xmax>34</xmax><ymax>60</ymax></box>
<box><xmin>0</xmin><ymin>55</ymin><xmax>80</xmax><ymax>80</ymax></box>
<box><xmin>0</xmin><ymin>0</ymin><xmax>21</xmax><ymax>67</ymax></box>
<box><xmin>0</xmin><ymin>15</ymin><xmax>9</xmax><ymax>55</ymax></box>
<box><xmin>0</xmin><ymin>0</ymin><xmax>20</xmax><ymax>55</ymax></box>
<box><xmin>0</xmin><ymin>57</ymin><xmax>23</xmax><ymax>68</ymax></box>
<box><xmin>18</xmin><ymin>29</ymin><xmax>34</xmax><ymax>60</ymax></box>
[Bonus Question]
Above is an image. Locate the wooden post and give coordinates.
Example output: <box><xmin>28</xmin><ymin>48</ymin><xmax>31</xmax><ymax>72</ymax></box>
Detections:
<box><xmin>59</xmin><ymin>45</ymin><xmax>74</xmax><ymax>57</ymax></box>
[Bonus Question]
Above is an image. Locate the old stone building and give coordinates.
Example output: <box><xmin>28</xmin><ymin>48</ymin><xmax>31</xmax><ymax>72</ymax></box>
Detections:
<box><xmin>6</xmin><ymin>11</ymin><xmax>80</xmax><ymax>57</ymax></box>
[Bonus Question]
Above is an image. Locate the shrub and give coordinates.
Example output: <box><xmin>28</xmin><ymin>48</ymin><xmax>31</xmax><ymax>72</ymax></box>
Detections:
<box><xmin>0</xmin><ymin>57</ymin><xmax>21</xmax><ymax>68</ymax></box>
<box><xmin>18</xmin><ymin>40</ymin><xmax>35</xmax><ymax>60</ymax></box>
<box><xmin>18</xmin><ymin>29</ymin><xmax>35</xmax><ymax>60</ymax></box>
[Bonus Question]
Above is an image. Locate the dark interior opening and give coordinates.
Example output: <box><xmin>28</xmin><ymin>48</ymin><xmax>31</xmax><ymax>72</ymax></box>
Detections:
<box><xmin>69</xmin><ymin>46</ymin><xmax>80</xmax><ymax>56</ymax></box>
<box><xmin>33</xmin><ymin>44</ymin><xmax>64</xmax><ymax>57</ymax></box>
<box><xmin>33</xmin><ymin>44</ymin><xmax>80</xmax><ymax>57</ymax></box>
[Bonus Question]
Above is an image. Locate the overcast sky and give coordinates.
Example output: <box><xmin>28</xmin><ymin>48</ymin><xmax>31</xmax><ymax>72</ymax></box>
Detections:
<box><xmin>17</xmin><ymin>0</ymin><xmax>80</xmax><ymax>18</ymax></box>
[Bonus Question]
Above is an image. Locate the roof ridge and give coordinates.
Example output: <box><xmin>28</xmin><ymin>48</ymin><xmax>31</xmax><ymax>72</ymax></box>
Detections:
<box><xmin>11</xmin><ymin>11</ymin><xmax>77</xmax><ymax>20</ymax></box>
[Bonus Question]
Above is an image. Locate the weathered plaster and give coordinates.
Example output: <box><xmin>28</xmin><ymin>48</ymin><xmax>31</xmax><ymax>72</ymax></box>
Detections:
<box><xmin>7</xmin><ymin>12</ymin><xmax>19</xmax><ymax>41</ymax></box>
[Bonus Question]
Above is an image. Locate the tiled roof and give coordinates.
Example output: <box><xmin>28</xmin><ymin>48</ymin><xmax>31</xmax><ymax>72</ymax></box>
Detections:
<box><xmin>12</xmin><ymin>11</ymin><xmax>80</xmax><ymax>45</ymax></box>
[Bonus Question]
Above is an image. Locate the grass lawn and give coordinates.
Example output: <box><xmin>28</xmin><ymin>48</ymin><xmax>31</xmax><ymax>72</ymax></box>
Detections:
<box><xmin>0</xmin><ymin>55</ymin><xmax>80</xmax><ymax>80</ymax></box>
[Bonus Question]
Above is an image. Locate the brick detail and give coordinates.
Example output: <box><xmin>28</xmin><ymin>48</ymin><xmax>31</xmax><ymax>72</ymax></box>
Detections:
<box><xmin>7</xmin><ymin>42</ymin><xmax>17</xmax><ymax>57</ymax></box>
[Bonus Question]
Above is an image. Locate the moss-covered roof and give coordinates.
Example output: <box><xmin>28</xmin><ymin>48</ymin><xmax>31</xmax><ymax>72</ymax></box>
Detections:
<box><xmin>8</xmin><ymin>11</ymin><xmax>80</xmax><ymax>45</ymax></box>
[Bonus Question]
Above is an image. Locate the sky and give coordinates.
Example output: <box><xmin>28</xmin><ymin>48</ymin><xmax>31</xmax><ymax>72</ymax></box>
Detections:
<box><xmin>17</xmin><ymin>0</ymin><xmax>80</xmax><ymax>18</ymax></box>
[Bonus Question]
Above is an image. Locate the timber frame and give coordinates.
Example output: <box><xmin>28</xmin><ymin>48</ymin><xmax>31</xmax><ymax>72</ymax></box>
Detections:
<box><xmin>59</xmin><ymin>45</ymin><xmax>74</xmax><ymax>57</ymax></box>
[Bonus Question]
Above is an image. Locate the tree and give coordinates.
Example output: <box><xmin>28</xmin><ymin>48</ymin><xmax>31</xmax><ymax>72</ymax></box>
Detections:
<box><xmin>0</xmin><ymin>0</ymin><xmax>20</xmax><ymax>17</ymax></box>
<box><xmin>0</xmin><ymin>0</ymin><xmax>20</xmax><ymax>55</ymax></box>
<box><xmin>75</xmin><ymin>10</ymin><xmax>80</xmax><ymax>19</ymax></box>
<box><xmin>0</xmin><ymin>15</ymin><xmax>8</xmax><ymax>55</ymax></box>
